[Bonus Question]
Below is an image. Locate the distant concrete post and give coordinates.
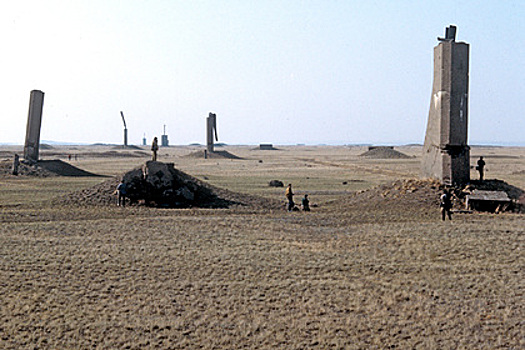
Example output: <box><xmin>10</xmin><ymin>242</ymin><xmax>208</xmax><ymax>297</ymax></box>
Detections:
<box><xmin>24</xmin><ymin>90</ymin><xmax>45</xmax><ymax>162</ymax></box>
<box><xmin>421</xmin><ymin>26</ymin><xmax>470</xmax><ymax>185</ymax></box>
<box><xmin>206</xmin><ymin>112</ymin><xmax>218</xmax><ymax>153</ymax></box>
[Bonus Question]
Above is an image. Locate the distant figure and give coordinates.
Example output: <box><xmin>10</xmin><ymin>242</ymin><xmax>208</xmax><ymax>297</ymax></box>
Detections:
<box><xmin>302</xmin><ymin>194</ymin><xmax>310</xmax><ymax>212</ymax></box>
<box><xmin>476</xmin><ymin>156</ymin><xmax>486</xmax><ymax>181</ymax></box>
<box><xmin>12</xmin><ymin>154</ymin><xmax>20</xmax><ymax>176</ymax></box>
<box><xmin>116</xmin><ymin>182</ymin><xmax>127</xmax><ymax>207</ymax></box>
<box><xmin>68</xmin><ymin>154</ymin><xmax>72</xmax><ymax>161</ymax></box>
<box><xmin>440</xmin><ymin>190</ymin><xmax>453</xmax><ymax>221</ymax></box>
<box><xmin>285</xmin><ymin>183</ymin><xmax>295</xmax><ymax>211</ymax></box>
<box><xmin>151</xmin><ymin>137</ymin><xmax>159</xmax><ymax>161</ymax></box>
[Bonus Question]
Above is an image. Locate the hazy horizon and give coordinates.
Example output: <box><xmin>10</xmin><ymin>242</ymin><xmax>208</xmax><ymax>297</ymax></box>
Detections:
<box><xmin>1</xmin><ymin>1</ymin><xmax>524</xmax><ymax>146</ymax></box>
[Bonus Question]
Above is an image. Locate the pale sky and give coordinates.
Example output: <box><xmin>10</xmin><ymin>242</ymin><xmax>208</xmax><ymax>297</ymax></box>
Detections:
<box><xmin>1</xmin><ymin>1</ymin><xmax>524</xmax><ymax>146</ymax></box>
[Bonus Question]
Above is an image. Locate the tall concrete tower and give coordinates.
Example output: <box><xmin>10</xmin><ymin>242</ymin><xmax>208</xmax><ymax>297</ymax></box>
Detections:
<box><xmin>24</xmin><ymin>90</ymin><xmax>45</xmax><ymax>162</ymax></box>
<box><xmin>206</xmin><ymin>112</ymin><xmax>218</xmax><ymax>153</ymax></box>
<box><xmin>421</xmin><ymin>26</ymin><xmax>470</xmax><ymax>185</ymax></box>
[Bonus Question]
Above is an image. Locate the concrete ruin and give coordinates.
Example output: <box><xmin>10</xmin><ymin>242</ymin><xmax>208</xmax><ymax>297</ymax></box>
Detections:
<box><xmin>24</xmin><ymin>90</ymin><xmax>45</xmax><ymax>162</ymax></box>
<box><xmin>206</xmin><ymin>112</ymin><xmax>218</xmax><ymax>153</ymax></box>
<box><xmin>120</xmin><ymin>111</ymin><xmax>128</xmax><ymax>147</ymax></box>
<box><xmin>421</xmin><ymin>25</ymin><xmax>470</xmax><ymax>185</ymax></box>
<box><xmin>161</xmin><ymin>125</ymin><xmax>169</xmax><ymax>147</ymax></box>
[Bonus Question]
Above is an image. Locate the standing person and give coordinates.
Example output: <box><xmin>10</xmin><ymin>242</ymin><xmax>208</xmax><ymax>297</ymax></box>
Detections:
<box><xmin>440</xmin><ymin>189</ymin><xmax>453</xmax><ymax>221</ymax></box>
<box><xmin>302</xmin><ymin>194</ymin><xmax>310</xmax><ymax>212</ymax></box>
<box><xmin>476</xmin><ymin>156</ymin><xmax>486</xmax><ymax>181</ymax></box>
<box><xmin>151</xmin><ymin>137</ymin><xmax>159</xmax><ymax>161</ymax></box>
<box><xmin>12</xmin><ymin>154</ymin><xmax>20</xmax><ymax>175</ymax></box>
<box><xmin>116</xmin><ymin>181</ymin><xmax>127</xmax><ymax>207</ymax></box>
<box><xmin>285</xmin><ymin>183</ymin><xmax>295</xmax><ymax>211</ymax></box>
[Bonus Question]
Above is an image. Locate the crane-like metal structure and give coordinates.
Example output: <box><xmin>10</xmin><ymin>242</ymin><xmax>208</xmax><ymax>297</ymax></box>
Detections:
<box><xmin>120</xmin><ymin>111</ymin><xmax>128</xmax><ymax>147</ymax></box>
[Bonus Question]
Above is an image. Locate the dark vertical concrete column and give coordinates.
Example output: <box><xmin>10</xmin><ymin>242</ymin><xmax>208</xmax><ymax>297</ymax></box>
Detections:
<box><xmin>421</xmin><ymin>27</ymin><xmax>470</xmax><ymax>185</ymax></box>
<box><xmin>24</xmin><ymin>90</ymin><xmax>45</xmax><ymax>162</ymax></box>
<box><xmin>206</xmin><ymin>113</ymin><xmax>217</xmax><ymax>153</ymax></box>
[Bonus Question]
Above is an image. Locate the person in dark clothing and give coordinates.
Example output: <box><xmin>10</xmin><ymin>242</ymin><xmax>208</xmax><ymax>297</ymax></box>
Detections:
<box><xmin>151</xmin><ymin>137</ymin><xmax>159</xmax><ymax>161</ymax></box>
<box><xmin>440</xmin><ymin>190</ymin><xmax>453</xmax><ymax>221</ymax></box>
<box><xmin>301</xmin><ymin>194</ymin><xmax>310</xmax><ymax>211</ymax></box>
<box><xmin>117</xmin><ymin>182</ymin><xmax>127</xmax><ymax>207</ymax></box>
<box><xmin>476</xmin><ymin>156</ymin><xmax>486</xmax><ymax>181</ymax></box>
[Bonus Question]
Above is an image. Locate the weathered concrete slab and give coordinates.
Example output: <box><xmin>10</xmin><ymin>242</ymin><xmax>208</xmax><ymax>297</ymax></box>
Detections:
<box><xmin>467</xmin><ymin>190</ymin><xmax>511</xmax><ymax>212</ymax></box>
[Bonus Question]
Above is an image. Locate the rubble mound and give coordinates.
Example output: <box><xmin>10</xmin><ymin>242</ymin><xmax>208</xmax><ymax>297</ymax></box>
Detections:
<box><xmin>60</xmin><ymin>161</ymin><xmax>281</xmax><ymax>209</ymax></box>
<box><xmin>359</xmin><ymin>147</ymin><xmax>411</xmax><ymax>159</ymax></box>
<box><xmin>327</xmin><ymin>178</ymin><xmax>444</xmax><ymax>222</ymax></box>
<box><xmin>0</xmin><ymin>159</ymin><xmax>56</xmax><ymax>177</ymax></box>
<box><xmin>184</xmin><ymin>150</ymin><xmax>243</xmax><ymax>160</ymax></box>
<box><xmin>37</xmin><ymin>160</ymin><xmax>104</xmax><ymax>177</ymax></box>
<box><xmin>1</xmin><ymin>159</ymin><xmax>103</xmax><ymax>177</ymax></box>
<box><xmin>333</xmin><ymin>178</ymin><xmax>524</xmax><ymax>217</ymax></box>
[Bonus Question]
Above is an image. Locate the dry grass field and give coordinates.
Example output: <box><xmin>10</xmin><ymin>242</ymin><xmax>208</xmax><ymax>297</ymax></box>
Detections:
<box><xmin>1</xmin><ymin>145</ymin><xmax>524</xmax><ymax>349</ymax></box>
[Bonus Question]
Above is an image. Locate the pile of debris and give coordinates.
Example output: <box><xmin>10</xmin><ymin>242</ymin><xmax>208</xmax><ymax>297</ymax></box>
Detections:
<box><xmin>0</xmin><ymin>159</ymin><xmax>102</xmax><ymax>177</ymax></box>
<box><xmin>333</xmin><ymin>177</ymin><xmax>524</xmax><ymax>217</ymax></box>
<box><xmin>0</xmin><ymin>159</ymin><xmax>56</xmax><ymax>177</ymax></box>
<box><xmin>60</xmin><ymin>161</ymin><xmax>281</xmax><ymax>209</ymax></box>
<box><xmin>359</xmin><ymin>146</ymin><xmax>412</xmax><ymax>159</ymax></box>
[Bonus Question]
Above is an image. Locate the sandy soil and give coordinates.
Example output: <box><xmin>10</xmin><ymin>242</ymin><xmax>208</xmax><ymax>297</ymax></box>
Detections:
<box><xmin>0</xmin><ymin>145</ymin><xmax>524</xmax><ymax>349</ymax></box>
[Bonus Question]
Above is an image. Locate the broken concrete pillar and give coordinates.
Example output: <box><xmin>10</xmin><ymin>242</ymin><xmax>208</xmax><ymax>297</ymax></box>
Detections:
<box><xmin>24</xmin><ymin>90</ymin><xmax>45</xmax><ymax>162</ymax></box>
<box><xmin>206</xmin><ymin>112</ymin><xmax>218</xmax><ymax>153</ymax></box>
<box><xmin>421</xmin><ymin>26</ymin><xmax>470</xmax><ymax>185</ymax></box>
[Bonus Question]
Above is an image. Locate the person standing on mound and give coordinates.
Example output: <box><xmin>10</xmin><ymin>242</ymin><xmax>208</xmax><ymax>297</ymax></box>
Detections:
<box><xmin>476</xmin><ymin>156</ymin><xmax>486</xmax><ymax>181</ymax></box>
<box><xmin>151</xmin><ymin>137</ymin><xmax>159</xmax><ymax>161</ymax></box>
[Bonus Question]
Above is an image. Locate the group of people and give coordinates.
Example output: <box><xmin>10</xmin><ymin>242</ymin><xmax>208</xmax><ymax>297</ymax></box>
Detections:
<box><xmin>439</xmin><ymin>156</ymin><xmax>488</xmax><ymax>221</ymax></box>
<box><xmin>285</xmin><ymin>183</ymin><xmax>310</xmax><ymax>212</ymax></box>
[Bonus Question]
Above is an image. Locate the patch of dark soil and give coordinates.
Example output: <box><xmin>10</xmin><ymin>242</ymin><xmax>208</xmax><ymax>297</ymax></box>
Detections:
<box><xmin>184</xmin><ymin>150</ymin><xmax>243</xmax><ymax>159</ymax></box>
<box><xmin>359</xmin><ymin>147</ymin><xmax>412</xmax><ymax>159</ymax></box>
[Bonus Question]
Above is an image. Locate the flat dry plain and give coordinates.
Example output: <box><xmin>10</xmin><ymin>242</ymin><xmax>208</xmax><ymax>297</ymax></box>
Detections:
<box><xmin>1</xmin><ymin>145</ymin><xmax>524</xmax><ymax>349</ymax></box>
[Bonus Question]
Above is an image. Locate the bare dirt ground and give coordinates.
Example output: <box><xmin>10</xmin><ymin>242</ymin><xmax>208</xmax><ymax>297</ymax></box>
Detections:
<box><xmin>0</xmin><ymin>145</ymin><xmax>524</xmax><ymax>349</ymax></box>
